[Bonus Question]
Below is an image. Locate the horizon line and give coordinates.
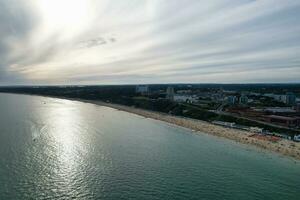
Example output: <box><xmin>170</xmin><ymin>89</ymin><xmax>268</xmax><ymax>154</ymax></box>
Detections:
<box><xmin>1</xmin><ymin>82</ymin><xmax>300</xmax><ymax>87</ymax></box>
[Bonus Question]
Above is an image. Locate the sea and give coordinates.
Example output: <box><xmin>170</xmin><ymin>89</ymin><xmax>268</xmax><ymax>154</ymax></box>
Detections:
<box><xmin>0</xmin><ymin>93</ymin><xmax>299</xmax><ymax>200</ymax></box>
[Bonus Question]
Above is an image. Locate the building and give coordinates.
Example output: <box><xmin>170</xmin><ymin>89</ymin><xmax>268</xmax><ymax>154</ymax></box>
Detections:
<box><xmin>212</xmin><ymin>92</ymin><xmax>225</xmax><ymax>102</ymax></box>
<box><xmin>166</xmin><ymin>86</ymin><xmax>175</xmax><ymax>100</ymax></box>
<box><xmin>295</xmin><ymin>103</ymin><xmax>300</xmax><ymax>112</ymax></box>
<box><xmin>294</xmin><ymin>135</ymin><xmax>300</xmax><ymax>142</ymax></box>
<box><xmin>275</xmin><ymin>95</ymin><xmax>287</xmax><ymax>103</ymax></box>
<box><xmin>173</xmin><ymin>95</ymin><xmax>198</xmax><ymax>103</ymax></box>
<box><xmin>265</xmin><ymin>115</ymin><xmax>300</xmax><ymax>127</ymax></box>
<box><xmin>135</xmin><ymin>85</ymin><xmax>149</xmax><ymax>95</ymax></box>
<box><xmin>265</xmin><ymin>107</ymin><xmax>296</xmax><ymax>113</ymax></box>
<box><xmin>249</xmin><ymin>127</ymin><xmax>263</xmax><ymax>133</ymax></box>
<box><xmin>286</xmin><ymin>92</ymin><xmax>296</xmax><ymax>106</ymax></box>
<box><xmin>264</xmin><ymin>93</ymin><xmax>287</xmax><ymax>103</ymax></box>
<box><xmin>264</xmin><ymin>93</ymin><xmax>296</xmax><ymax>105</ymax></box>
<box><xmin>176</xmin><ymin>90</ymin><xmax>192</xmax><ymax>94</ymax></box>
<box><xmin>227</xmin><ymin>96</ymin><xmax>237</xmax><ymax>105</ymax></box>
<box><xmin>212</xmin><ymin>121</ymin><xmax>235</xmax><ymax>128</ymax></box>
<box><xmin>239</xmin><ymin>95</ymin><xmax>248</xmax><ymax>104</ymax></box>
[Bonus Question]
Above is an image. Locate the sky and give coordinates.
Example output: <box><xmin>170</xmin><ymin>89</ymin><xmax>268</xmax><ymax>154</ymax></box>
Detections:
<box><xmin>0</xmin><ymin>0</ymin><xmax>300</xmax><ymax>85</ymax></box>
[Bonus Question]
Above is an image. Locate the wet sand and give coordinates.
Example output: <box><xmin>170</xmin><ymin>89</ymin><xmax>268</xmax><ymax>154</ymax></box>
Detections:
<box><xmin>79</xmin><ymin>99</ymin><xmax>300</xmax><ymax>160</ymax></box>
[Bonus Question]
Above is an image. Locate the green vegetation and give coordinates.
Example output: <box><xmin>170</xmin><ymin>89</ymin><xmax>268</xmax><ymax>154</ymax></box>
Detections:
<box><xmin>0</xmin><ymin>84</ymin><xmax>299</xmax><ymax>137</ymax></box>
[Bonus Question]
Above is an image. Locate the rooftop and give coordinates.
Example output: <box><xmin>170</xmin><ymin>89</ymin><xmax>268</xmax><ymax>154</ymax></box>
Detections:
<box><xmin>266</xmin><ymin>115</ymin><xmax>300</xmax><ymax>121</ymax></box>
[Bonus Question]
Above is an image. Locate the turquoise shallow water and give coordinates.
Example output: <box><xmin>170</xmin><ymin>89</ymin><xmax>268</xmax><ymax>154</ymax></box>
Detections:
<box><xmin>0</xmin><ymin>93</ymin><xmax>299</xmax><ymax>200</ymax></box>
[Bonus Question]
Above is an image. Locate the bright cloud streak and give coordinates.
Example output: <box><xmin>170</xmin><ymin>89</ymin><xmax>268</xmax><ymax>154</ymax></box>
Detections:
<box><xmin>0</xmin><ymin>0</ymin><xmax>300</xmax><ymax>85</ymax></box>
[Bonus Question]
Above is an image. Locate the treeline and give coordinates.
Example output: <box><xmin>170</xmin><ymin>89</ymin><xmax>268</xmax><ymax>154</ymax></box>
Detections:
<box><xmin>0</xmin><ymin>85</ymin><xmax>299</xmax><ymax>136</ymax></box>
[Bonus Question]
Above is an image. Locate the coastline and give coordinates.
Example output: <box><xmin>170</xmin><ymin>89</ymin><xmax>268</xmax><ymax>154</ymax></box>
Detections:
<box><xmin>74</xmin><ymin>99</ymin><xmax>300</xmax><ymax>161</ymax></box>
<box><xmin>1</xmin><ymin>92</ymin><xmax>300</xmax><ymax>160</ymax></box>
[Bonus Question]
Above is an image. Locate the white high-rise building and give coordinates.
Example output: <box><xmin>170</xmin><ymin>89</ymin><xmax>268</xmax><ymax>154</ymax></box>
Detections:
<box><xmin>166</xmin><ymin>87</ymin><xmax>174</xmax><ymax>100</ymax></box>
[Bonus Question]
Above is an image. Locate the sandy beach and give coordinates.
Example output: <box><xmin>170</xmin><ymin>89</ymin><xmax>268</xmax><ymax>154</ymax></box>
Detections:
<box><xmin>75</xmin><ymin>99</ymin><xmax>300</xmax><ymax>160</ymax></box>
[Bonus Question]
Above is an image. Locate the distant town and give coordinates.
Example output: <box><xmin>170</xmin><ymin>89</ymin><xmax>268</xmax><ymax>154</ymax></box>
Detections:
<box><xmin>1</xmin><ymin>84</ymin><xmax>300</xmax><ymax>141</ymax></box>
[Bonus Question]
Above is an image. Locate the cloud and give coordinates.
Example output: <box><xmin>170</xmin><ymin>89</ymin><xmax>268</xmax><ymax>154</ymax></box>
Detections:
<box><xmin>0</xmin><ymin>0</ymin><xmax>300</xmax><ymax>85</ymax></box>
<box><xmin>77</xmin><ymin>37</ymin><xmax>116</xmax><ymax>49</ymax></box>
<box><xmin>0</xmin><ymin>0</ymin><xmax>37</xmax><ymax>84</ymax></box>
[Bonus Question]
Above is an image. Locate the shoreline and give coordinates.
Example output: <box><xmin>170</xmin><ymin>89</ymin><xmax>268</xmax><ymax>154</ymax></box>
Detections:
<box><xmin>1</xmin><ymin>92</ymin><xmax>300</xmax><ymax>160</ymax></box>
<box><xmin>76</xmin><ymin>99</ymin><xmax>300</xmax><ymax>161</ymax></box>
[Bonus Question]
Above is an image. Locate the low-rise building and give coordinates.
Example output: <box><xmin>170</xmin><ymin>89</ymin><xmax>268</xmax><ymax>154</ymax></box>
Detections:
<box><xmin>135</xmin><ymin>85</ymin><xmax>149</xmax><ymax>95</ymax></box>
<box><xmin>265</xmin><ymin>107</ymin><xmax>296</xmax><ymax>113</ymax></box>
<box><xmin>294</xmin><ymin>135</ymin><xmax>300</xmax><ymax>142</ymax></box>
<box><xmin>265</xmin><ymin>115</ymin><xmax>300</xmax><ymax>127</ymax></box>
<box><xmin>173</xmin><ymin>95</ymin><xmax>198</xmax><ymax>103</ymax></box>
<box><xmin>264</xmin><ymin>93</ymin><xmax>296</xmax><ymax>105</ymax></box>
<box><xmin>176</xmin><ymin>90</ymin><xmax>192</xmax><ymax>94</ymax></box>
<box><xmin>212</xmin><ymin>121</ymin><xmax>235</xmax><ymax>128</ymax></box>
<box><xmin>249</xmin><ymin>127</ymin><xmax>263</xmax><ymax>133</ymax></box>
